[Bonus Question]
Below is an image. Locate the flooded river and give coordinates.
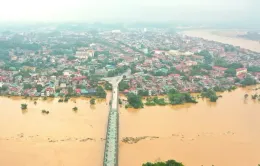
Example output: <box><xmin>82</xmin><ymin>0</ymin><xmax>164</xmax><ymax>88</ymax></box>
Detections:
<box><xmin>183</xmin><ymin>30</ymin><xmax>260</xmax><ymax>52</ymax></box>
<box><xmin>1</xmin><ymin>87</ymin><xmax>260</xmax><ymax>166</ymax></box>
<box><xmin>119</xmin><ymin>86</ymin><xmax>260</xmax><ymax>166</ymax></box>
<box><xmin>0</xmin><ymin>96</ymin><xmax>110</xmax><ymax>166</ymax></box>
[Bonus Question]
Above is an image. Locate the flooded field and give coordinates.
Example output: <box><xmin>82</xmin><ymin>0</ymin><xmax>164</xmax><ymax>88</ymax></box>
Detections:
<box><xmin>0</xmin><ymin>96</ymin><xmax>110</xmax><ymax>166</ymax></box>
<box><xmin>183</xmin><ymin>30</ymin><xmax>260</xmax><ymax>52</ymax></box>
<box><xmin>119</xmin><ymin>86</ymin><xmax>260</xmax><ymax>166</ymax></box>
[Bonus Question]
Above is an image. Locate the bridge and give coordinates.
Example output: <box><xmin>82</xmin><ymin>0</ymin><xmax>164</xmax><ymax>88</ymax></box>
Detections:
<box><xmin>103</xmin><ymin>70</ymin><xmax>130</xmax><ymax>166</ymax></box>
<box><xmin>103</xmin><ymin>84</ymin><xmax>119</xmax><ymax>166</ymax></box>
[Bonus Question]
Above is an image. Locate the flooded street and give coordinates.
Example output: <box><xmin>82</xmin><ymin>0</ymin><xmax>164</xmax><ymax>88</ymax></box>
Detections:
<box><xmin>119</xmin><ymin>86</ymin><xmax>260</xmax><ymax>166</ymax></box>
<box><xmin>0</xmin><ymin>96</ymin><xmax>110</xmax><ymax>166</ymax></box>
<box><xmin>183</xmin><ymin>30</ymin><xmax>260</xmax><ymax>52</ymax></box>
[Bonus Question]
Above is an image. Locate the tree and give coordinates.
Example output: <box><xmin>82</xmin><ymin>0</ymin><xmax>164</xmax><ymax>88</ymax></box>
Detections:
<box><xmin>168</xmin><ymin>90</ymin><xmax>197</xmax><ymax>105</ymax></box>
<box><xmin>126</xmin><ymin>93</ymin><xmax>144</xmax><ymax>109</ymax></box>
<box><xmin>251</xmin><ymin>94</ymin><xmax>258</xmax><ymax>100</ymax></box>
<box><xmin>67</xmin><ymin>56</ymin><xmax>76</xmax><ymax>61</ymax></box>
<box><xmin>105</xmin><ymin>82</ymin><xmax>112</xmax><ymax>90</ymax></box>
<box><xmin>225</xmin><ymin>68</ymin><xmax>236</xmax><ymax>76</ymax></box>
<box><xmin>224</xmin><ymin>45</ymin><xmax>236</xmax><ymax>52</ymax></box>
<box><xmin>145</xmin><ymin>97</ymin><xmax>156</xmax><ymax>106</ymax></box>
<box><xmin>201</xmin><ymin>89</ymin><xmax>218</xmax><ymax>102</ymax></box>
<box><xmin>241</xmin><ymin>76</ymin><xmax>257</xmax><ymax>86</ymax></box>
<box><xmin>96</xmin><ymin>86</ymin><xmax>106</xmax><ymax>98</ymax></box>
<box><xmin>58</xmin><ymin>99</ymin><xmax>64</xmax><ymax>102</ymax></box>
<box><xmin>196</xmin><ymin>50</ymin><xmax>213</xmax><ymax>64</ymax></box>
<box><xmin>142</xmin><ymin>159</ymin><xmax>184</xmax><ymax>166</ymax></box>
<box><xmin>119</xmin><ymin>98</ymin><xmax>122</xmax><ymax>105</ymax></box>
<box><xmin>210</xmin><ymin>95</ymin><xmax>218</xmax><ymax>102</ymax></box>
<box><xmin>73</xmin><ymin>107</ymin><xmax>78</xmax><ymax>111</ymax></box>
<box><xmin>42</xmin><ymin>110</ymin><xmax>49</xmax><ymax>114</ymax></box>
<box><xmin>153</xmin><ymin>97</ymin><xmax>167</xmax><ymax>105</ymax></box>
<box><xmin>56</xmin><ymin>88</ymin><xmax>61</xmax><ymax>93</ymax></box>
<box><xmin>64</xmin><ymin>97</ymin><xmax>70</xmax><ymax>102</ymax></box>
<box><xmin>199</xmin><ymin>64</ymin><xmax>212</xmax><ymax>70</ymax></box>
<box><xmin>23</xmin><ymin>83</ymin><xmax>32</xmax><ymax>89</ymax></box>
<box><xmin>68</xmin><ymin>87</ymin><xmax>74</xmax><ymax>95</ymax></box>
<box><xmin>119</xmin><ymin>80</ymin><xmax>129</xmax><ymax>91</ymax></box>
<box><xmin>228</xmin><ymin>63</ymin><xmax>243</xmax><ymax>69</ymax></box>
<box><xmin>248</xmin><ymin>66</ymin><xmax>260</xmax><ymax>72</ymax></box>
<box><xmin>1</xmin><ymin>85</ymin><xmax>8</xmax><ymax>91</ymax></box>
<box><xmin>90</xmin><ymin>98</ymin><xmax>96</xmax><ymax>105</ymax></box>
<box><xmin>21</xmin><ymin>104</ymin><xmax>27</xmax><ymax>110</ymax></box>
<box><xmin>107</xmin><ymin>70</ymin><xmax>115</xmax><ymax>77</ymax></box>
<box><xmin>36</xmin><ymin>84</ymin><xmax>43</xmax><ymax>92</ymax></box>
<box><xmin>138</xmin><ymin>90</ymin><xmax>149</xmax><ymax>96</ymax></box>
<box><xmin>214</xmin><ymin>58</ymin><xmax>227</xmax><ymax>67</ymax></box>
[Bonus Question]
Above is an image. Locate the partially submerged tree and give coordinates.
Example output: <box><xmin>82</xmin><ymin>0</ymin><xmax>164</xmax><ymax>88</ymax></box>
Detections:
<box><xmin>21</xmin><ymin>104</ymin><xmax>27</xmax><ymax>110</ymax></box>
<box><xmin>41</xmin><ymin>110</ymin><xmax>49</xmax><ymax>114</ymax></box>
<box><xmin>90</xmin><ymin>98</ymin><xmax>96</xmax><ymax>105</ymax></box>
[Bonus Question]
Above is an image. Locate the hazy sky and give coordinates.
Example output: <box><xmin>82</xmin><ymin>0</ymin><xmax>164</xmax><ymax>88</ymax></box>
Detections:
<box><xmin>0</xmin><ymin>0</ymin><xmax>258</xmax><ymax>23</ymax></box>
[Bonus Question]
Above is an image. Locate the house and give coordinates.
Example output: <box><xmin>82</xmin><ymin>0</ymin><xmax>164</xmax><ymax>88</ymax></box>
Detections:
<box><xmin>236</xmin><ymin>68</ymin><xmax>247</xmax><ymax>76</ymax></box>
<box><xmin>169</xmin><ymin>74</ymin><xmax>181</xmax><ymax>79</ymax></box>
<box><xmin>23</xmin><ymin>66</ymin><xmax>36</xmax><ymax>72</ymax></box>
<box><xmin>75</xmin><ymin>89</ymin><xmax>81</xmax><ymax>95</ymax></box>
<box><xmin>185</xmin><ymin>61</ymin><xmax>197</xmax><ymax>66</ymax></box>
<box><xmin>11</xmin><ymin>56</ymin><xmax>18</xmax><ymax>61</ymax></box>
<box><xmin>45</xmin><ymin>87</ymin><xmax>55</xmax><ymax>96</ymax></box>
<box><xmin>154</xmin><ymin>50</ymin><xmax>164</xmax><ymax>55</ymax></box>
<box><xmin>148</xmin><ymin>90</ymin><xmax>152</xmax><ymax>96</ymax></box>
<box><xmin>81</xmin><ymin>88</ymin><xmax>96</xmax><ymax>95</ymax></box>
<box><xmin>63</xmin><ymin>71</ymin><xmax>71</xmax><ymax>76</ymax></box>
<box><xmin>60</xmin><ymin>83</ymin><xmax>66</xmax><ymax>88</ymax></box>
<box><xmin>213</xmin><ymin>66</ymin><xmax>228</xmax><ymax>74</ymax></box>
<box><xmin>50</xmin><ymin>76</ymin><xmax>56</xmax><ymax>81</ymax></box>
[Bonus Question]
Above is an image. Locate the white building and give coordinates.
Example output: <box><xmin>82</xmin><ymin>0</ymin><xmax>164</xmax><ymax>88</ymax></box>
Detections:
<box><xmin>63</xmin><ymin>71</ymin><xmax>71</xmax><ymax>76</ymax></box>
<box><xmin>75</xmin><ymin>48</ymin><xmax>95</xmax><ymax>59</ymax></box>
<box><xmin>60</xmin><ymin>83</ymin><xmax>67</xmax><ymax>88</ymax></box>
<box><xmin>142</xmin><ymin>48</ymin><xmax>149</xmax><ymax>54</ymax></box>
<box><xmin>50</xmin><ymin>76</ymin><xmax>56</xmax><ymax>81</ymax></box>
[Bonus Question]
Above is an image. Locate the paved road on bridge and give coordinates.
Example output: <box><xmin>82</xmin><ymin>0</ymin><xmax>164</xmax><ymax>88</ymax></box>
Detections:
<box><xmin>102</xmin><ymin>70</ymin><xmax>130</xmax><ymax>166</ymax></box>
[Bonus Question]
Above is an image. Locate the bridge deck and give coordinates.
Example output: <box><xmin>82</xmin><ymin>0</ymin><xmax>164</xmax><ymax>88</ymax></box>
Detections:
<box><xmin>103</xmin><ymin>87</ymin><xmax>119</xmax><ymax>166</ymax></box>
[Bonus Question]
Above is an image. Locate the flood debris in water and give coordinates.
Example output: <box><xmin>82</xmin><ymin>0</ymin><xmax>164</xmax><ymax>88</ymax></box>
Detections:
<box><xmin>122</xmin><ymin>136</ymin><xmax>159</xmax><ymax>144</ymax></box>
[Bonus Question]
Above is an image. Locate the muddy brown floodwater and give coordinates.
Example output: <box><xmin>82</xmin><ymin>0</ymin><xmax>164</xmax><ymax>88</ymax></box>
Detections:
<box><xmin>119</xmin><ymin>86</ymin><xmax>260</xmax><ymax>166</ymax></box>
<box><xmin>1</xmin><ymin>87</ymin><xmax>260</xmax><ymax>166</ymax></box>
<box><xmin>0</xmin><ymin>96</ymin><xmax>111</xmax><ymax>166</ymax></box>
<box><xmin>183</xmin><ymin>30</ymin><xmax>260</xmax><ymax>53</ymax></box>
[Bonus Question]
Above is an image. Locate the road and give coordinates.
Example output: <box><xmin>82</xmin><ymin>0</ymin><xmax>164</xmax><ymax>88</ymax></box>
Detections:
<box><xmin>102</xmin><ymin>69</ymin><xmax>131</xmax><ymax>87</ymax></box>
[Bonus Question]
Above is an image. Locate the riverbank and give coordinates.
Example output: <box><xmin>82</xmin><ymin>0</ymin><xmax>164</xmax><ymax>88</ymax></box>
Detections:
<box><xmin>183</xmin><ymin>29</ymin><xmax>260</xmax><ymax>52</ymax></box>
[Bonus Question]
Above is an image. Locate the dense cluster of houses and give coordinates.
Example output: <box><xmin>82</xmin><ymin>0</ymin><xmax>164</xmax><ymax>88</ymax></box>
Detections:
<box><xmin>0</xmin><ymin>28</ymin><xmax>260</xmax><ymax>97</ymax></box>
